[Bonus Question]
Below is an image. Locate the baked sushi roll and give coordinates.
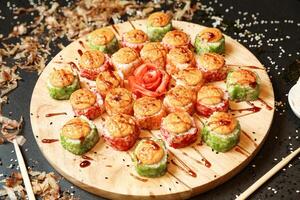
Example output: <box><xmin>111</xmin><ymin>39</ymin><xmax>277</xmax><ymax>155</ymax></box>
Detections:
<box><xmin>87</xmin><ymin>27</ymin><xmax>119</xmax><ymax>54</ymax></box>
<box><xmin>111</xmin><ymin>47</ymin><xmax>142</xmax><ymax>79</ymax></box>
<box><xmin>196</xmin><ymin>52</ymin><xmax>227</xmax><ymax>82</ymax></box>
<box><xmin>70</xmin><ymin>88</ymin><xmax>104</xmax><ymax>120</ymax></box>
<box><xmin>95</xmin><ymin>70</ymin><xmax>123</xmax><ymax>97</ymax></box>
<box><xmin>196</xmin><ymin>85</ymin><xmax>229</xmax><ymax>117</ymax></box>
<box><xmin>163</xmin><ymin>85</ymin><xmax>196</xmax><ymax>114</ymax></box>
<box><xmin>133</xmin><ymin>96</ymin><xmax>167</xmax><ymax>130</ymax></box>
<box><xmin>105</xmin><ymin>88</ymin><xmax>134</xmax><ymax>115</ymax></box>
<box><xmin>173</xmin><ymin>68</ymin><xmax>204</xmax><ymax>92</ymax></box>
<box><xmin>147</xmin><ymin>12</ymin><xmax>172</xmax><ymax>42</ymax></box>
<box><xmin>162</xmin><ymin>30</ymin><xmax>190</xmax><ymax>49</ymax></box>
<box><xmin>161</xmin><ymin>111</ymin><xmax>198</xmax><ymax>148</ymax></box>
<box><xmin>226</xmin><ymin>69</ymin><xmax>260</xmax><ymax>101</ymax></box>
<box><xmin>202</xmin><ymin>112</ymin><xmax>241</xmax><ymax>152</ymax></box>
<box><xmin>102</xmin><ymin>113</ymin><xmax>140</xmax><ymax>151</ymax></box>
<box><xmin>194</xmin><ymin>27</ymin><xmax>225</xmax><ymax>55</ymax></box>
<box><xmin>166</xmin><ymin>47</ymin><xmax>195</xmax><ymax>75</ymax></box>
<box><xmin>47</xmin><ymin>68</ymin><xmax>80</xmax><ymax>100</ymax></box>
<box><xmin>132</xmin><ymin>138</ymin><xmax>167</xmax><ymax>177</ymax></box>
<box><xmin>79</xmin><ymin>50</ymin><xmax>110</xmax><ymax>80</ymax></box>
<box><xmin>122</xmin><ymin>29</ymin><xmax>148</xmax><ymax>52</ymax></box>
<box><xmin>140</xmin><ymin>42</ymin><xmax>167</xmax><ymax>69</ymax></box>
<box><xmin>60</xmin><ymin>116</ymin><xmax>99</xmax><ymax>155</ymax></box>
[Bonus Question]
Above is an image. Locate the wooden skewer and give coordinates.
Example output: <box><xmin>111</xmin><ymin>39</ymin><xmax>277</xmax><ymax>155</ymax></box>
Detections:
<box><xmin>236</xmin><ymin>147</ymin><xmax>300</xmax><ymax>200</ymax></box>
<box><xmin>12</xmin><ymin>138</ymin><xmax>36</xmax><ymax>200</ymax></box>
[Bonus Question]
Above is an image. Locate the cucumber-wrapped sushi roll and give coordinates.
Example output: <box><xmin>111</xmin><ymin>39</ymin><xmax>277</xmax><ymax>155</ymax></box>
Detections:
<box><xmin>47</xmin><ymin>68</ymin><xmax>80</xmax><ymax>100</ymax></box>
<box><xmin>79</xmin><ymin>50</ymin><xmax>110</xmax><ymax>80</ymax></box>
<box><xmin>87</xmin><ymin>27</ymin><xmax>119</xmax><ymax>54</ymax></box>
<box><xmin>196</xmin><ymin>52</ymin><xmax>227</xmax><ymax>82</ymax></box>
<box><xmin>102</xmin><ymin>113</ymin><xmax>140</xmax><ymax>151</ymax></box>
<box><xmin>173</xmin><ymin>68</ymin><xmax>204</xmax><ymax>92</ymax></box>
<box><xmin>194</xmin><ymin>28</ymin><xmax>225</xmax><ymax>55</ymax></box>
<box><xmin>161</xmin><ymin>111</ymin><xmax>198</xmax><ymax>148</ymax></box>
<box><xmin>140</xmin><ymin>42</ymin><xmax>167</xmax><ymax>69</ymax></box>
<box><xmin>147</xmin><ymin>12</ymin><xmax>172</xmax><ymax>42</ymax></box>
<box><xmin>133</xmin><ymin>96</ymin><xmax>167</xmax><ymax>130</ymax></box>
<box><xmin>162</xmin><ymin>30</ymin><xmax>190</xmax><ymax>50</ymax></box>
<box><xmin>70</xmin><ymin>88</ymin><xmax>104</xmax><ymax>120</ymax></box>
<box><xmin>60</xmin><ymin>116</ymin><xmax>99</xmax><ymax>155</ymax></box>
<box><xmin>166</xmin><ymin>47</ymin><xmax>195</xmax><ymax>75</ymax></box>
<box><xmin>202</xmin><ymin>112</ymin><xmax>241</xmax><ymax>152</ymax></box>
<box><xmin>111</xmin><ymin>47</ymin><xmax>142</xmax><ymax>79</ymax></box>
<box><xmin>105</xmin><ymin>88</ymin><xmax>134</xmax><ymax>115</ymax></box>
<box><xmin>163</xmin><ymin>85</ymin><xmax>196</xmax><ymax>115</ymax></box>
<box><xmin>226</xmin><ymin>69</ymin><xmax>260</xmax><ymax>101</ymax></box>
<box><xmin>196</xmin><ymin>85</ymin><xmax>229</xmax><ymax>117</ymax></box>
<box><xmin>96</xmin><ymin>70</ymin><xmax>123</xmax><ymax>97</ymax></box>
<box><xmin>122</xmin><ymin>29</ymin><xmax>148</xmax><ymax>52</ymax></box>
<box><xmin>132</xmin><ymin>138</ymin><xmax>167</xmax><ymax>177</ymax></box>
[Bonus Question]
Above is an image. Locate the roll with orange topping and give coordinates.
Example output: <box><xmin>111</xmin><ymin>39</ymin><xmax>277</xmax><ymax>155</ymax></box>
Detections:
<box><xmin>162</xmin><ymin>30</ymin><xmax>190</xmax><ymax>49</ymax></box>
<box><xmin>105</xmin><ymin>88</ymin><xmax>134</xmax><ymax>115</ymax></box>
<box><xmin>147</xmin><ymin>12</ymin><xmax>172</xmax><ymax>42</ymax></box>
<box><xmin>95</xmin><ymin>70</ymin><xmax>123</xmax><ymax>97</ymax></box>
<box><xmin>173</xmin><ymin>68</ymin><xmax>204</xmax><ymax>92</ymax></box>
<box><xmin>140</xmin><ymin>42</ymin><xmax>167</xmax><ymax>69</ymax></box>
<box><xmin>121</xmin><ymin>29</ymin><xmax>148</xmax><ymax>52</ymax></box>
<box><xmin>166</xmin><ymin>47</ymin><xmax>195</xmax><ymax>75</ymax></box>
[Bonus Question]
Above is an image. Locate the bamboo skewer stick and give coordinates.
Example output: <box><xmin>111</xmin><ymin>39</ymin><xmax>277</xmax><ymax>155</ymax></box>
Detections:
<box><xmin>236</xmin><ymin>147</ymin><xmax>300</xmax><ymax>200</ymax></box>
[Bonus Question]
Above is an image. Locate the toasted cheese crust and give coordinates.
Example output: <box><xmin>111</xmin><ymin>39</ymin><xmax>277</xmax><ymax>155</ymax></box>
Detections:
<box><xmin>165</xmin><ymin>85</ymin><xmax>196</xmax><ymax>107</ymax></box>
<box><xmin>197</xmin><ymin>85</ymin><xmax>224</xmax><ymax>105</ymax></box>
<box><xmin>197</xmin><ymin>53</ymin><xmax>225</xmax><ymax>71</ymax></box>
<box><xmin>134</xmin><ymin>97</ymin><xmax>162</xmax><ymax>117</ymax></box>
<box><xmin>96</xmin><ymin>71</ymin><xmax>122</xmax><ymax>95</ymax></box>
<box><xmin>80</xmin><ymin>50</ymin><xmax>105</xmax><ymax>69</ymax></box>
<box><xmin>49</xmin><ymin>68</ymin><xmax>74</xmax><ymax>88</ymax></box>
<box><xmin>230</xmin><ymin>69</ymin><xmax>257</xmax><ymax>86</ymax></box>
<box><xmin>140</xmin><ymin>42</ymin><xmax>167</xmax><ymax>67</ymax></box>
<box><xmin>136</xmin><ymin>139</ymin><xmax>164</xmax><ymax>165</ymax></box>
<box><xmin>174</xmin><ymin>68</ymin><xmax>204</xmax><ymax>87</ymax></box>
<box><xmin>89</xmin><ymin>28</ymin><xmax>115</xmax><ymax>45</ymax></box>
<box><xmin>112</xmin><ymin>47</ymin><xmax>139</xmax><ymax>64</ymax></box>
<box><xmin>61</xmin><ymin>118</ymin><xmax>91</xmax><ymax>139</ymax></box>
<box><xmin>70</xmin><ymin>89</ymin><xmax>96</xmax><ymax>110</ymax></box>
<box><xmin>123</xmin><ymin>29</ymin><xmax>148</xmax><ymax>44</ymax></box>
<box><xmin>207</xmin><ymin>112</ymin><xmax>237</xmax><ymax>135</ymax></box>
<box><xmin>147</xmin><ymin>12</ymin><xmax>170</xmax><ymax>27</ymax></box>
<box><xmin>197</xmin><ymin>28</ymin><xmax>223</xmax><ymax>42</ymax></box>
<box><xmin>162</xmin><ymin>30</ymin><xmax>189</xmax><ymax>47</ymax></box>
<box><xmin>167</xmin><ymin>47</ymin><xmax>194</xmax><ymax>64</ymax></box>
<box><xmin>105</xmin><ymin>88</ymin><xmax>133</xmax><ymax>110</ymax></box>
<box><xmin>105</xmin><ymin>114</ymin><xmax>137</xmax><ymax>138</ymax></box>
<box><xmin>162</xmin><ymin>111</ymin><xmax>192</xmax><ymax>134</ymax></box>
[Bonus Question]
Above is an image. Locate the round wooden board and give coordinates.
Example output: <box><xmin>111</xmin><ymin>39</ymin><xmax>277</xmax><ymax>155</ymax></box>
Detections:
<box><xmin>30</xmin><ymin>20</ymin><xmax>274</xmax><ymax>200</ymax></box>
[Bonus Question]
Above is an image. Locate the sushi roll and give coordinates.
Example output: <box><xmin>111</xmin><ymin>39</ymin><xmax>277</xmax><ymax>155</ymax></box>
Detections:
<box><xmin>173</xmin><ymin>68</ymin><xmax>204</xmax><ymax>92</ymax></box>
<box><xmin>163</xmin><ymin>85</ymin><xmax>196</xmax><ymax>115</ymax></box>
<box><xmin>162</xmin><ymin>30</ymin><xmax>190</xmax><ymax>49</ymax></box>
<box><xmin>133</xmin><ymin>96</ymin><xmax>167</xmax><ymax>130</ymax></box>
<box><xmin>111</xmin><ymin>47</ymin><xmax>142</xmax><ymax>79</ymax></box>
<box><xmin>79</xmin><ymin>50</ymin><xmax>110</xmax><ymax>80</ymax></box>
<box><xmin>70</xmin><ymin>88</ymin><xmax>104</xmax><ymax>120</ymax></box>
<box><xmin>132</xmin><ymin>138</ymin><xmax>167</xmax><ymax>177</ymax></box>
<box><xmin>166</xmin><ymin>47</ymin><xmax>195</xmax><ymax>75</ymax></box>
<box><xmin>196</xmin><ymin>52</ymin><xmax>227</xmax><ymax>82</ymax></box>
<box><xmin>60</xmin><ymin>116</ymin><xmax>99</xmax><ymax>155</ymax></box>
<box><xmin>102</xmin><ymin>113</ymin><xmax>140</xmax><ymax>151</ymax></box>
<box><xmin>47</xmin><ymin>68</ymin><xmax>80</xmax><ymax>100</ymax></box>
<box><xmin>202</xmin><ymin>112</ymin><xmax>241</xmax><ymax>152</ymax></box>
<box><xmin>196</xmin><ymin>85</ymin><xmax>229</xmax><ymax>117</ymax></box>
<box><xmin>161</xmin><ymin>111</ymin><xmax>198</xmax><ymax>148</ymax></box>
<box><xmin>147</xmin><ymin>12</ymin><xmax>172</xmax><ymax>42</ymax></box>
<box><xmin>226</xmin><ymin>69</ymin><xmax>260</xmax><ymax>101</ymax></box>
<box><xmin>194</xmin><ymin>27</ymin><xmax>225</xmax><ymax>55</ymax></box>
<box><xmin>87</xmin><ymin>27</ymin><xmax>119</xmax><ymax>54</ymax></box>
<box><xmin>122</xmin><ymin>29</ymin><xmax>148</xmax><ymax>52</ymax></box>
<box><xmin>140</xmin><ymin>42</ymin><xmax>167</xmax><ymax>69</ymax></box>
<box><xmin>95</xmin><ymin>70</ymin><xmax>123</xmax><ymax>97</ymax></box>
<box><xmin>105</xmin><ymin>88</ymin><xmax>134</xmax><ymax>115</ymax></box>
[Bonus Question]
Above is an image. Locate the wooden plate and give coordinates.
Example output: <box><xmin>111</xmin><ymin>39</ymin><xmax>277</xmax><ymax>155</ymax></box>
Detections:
<box><xmin>30</xmin><ymin>20</ymin><xmax>274</xmax><ymax>200</ymax></box>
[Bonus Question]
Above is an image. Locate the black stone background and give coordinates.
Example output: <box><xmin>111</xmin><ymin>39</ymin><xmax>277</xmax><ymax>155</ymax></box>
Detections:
<box><xmin>0</xmin><ymin>0</ymin><xmax>300</xmax><ymax>199</ymax></box>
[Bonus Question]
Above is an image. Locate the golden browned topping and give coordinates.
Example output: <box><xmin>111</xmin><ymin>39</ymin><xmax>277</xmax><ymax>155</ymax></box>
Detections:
<box><xmin>162</xmin><ymin>111</ymin><xmax>192</xmax><ymax>134</ymax></box>
<box><xmin>174</xmin><ymin>68</ymin><xmax>203</xmax><ymax>87</ymax></box>
<box><xmin>105</xmin><ymin>113</ymin><xmax>137</xmax><ymax>137</ymax></box>
<box><xmin>123</xmin><ymin>29</ymin><xmax>148</xmax><ymax>44</ymax></box>
<box><xmin>61</xmin><ymin>117</ymin><xmax>91</xmax><ymax>139</ymax></box>
<box><xmin>134</xmin><ymin>96</ymin><xmax>162</xmax><ymax>117</ymax></box>
<box><xmin>162</xmin><ymin>30</ymin><xmax>189</xmax><ymax>47</ymax></box>
<box><xmin>80</xmin><ymin>50</ymin><xmax>105</xmax><ymax>69</ymax></box>
<box><xmin>167</xmin><ymin>47</ymin><xmax>194</xmax><ymax>64</ymax></box>
<box><xmin>49</xmin><ymin>68</ymin><xmax>74</xmax><ymax>88</ymax></box>
<box><xmin>105</xmin><ymin>88</ymin><xmax>133</xmax><ymax>108</ymax></box>
<box><xmin>197</xmin><ymin>85</ymin><xmax>224</xmax><ymax>105</ymax></box>
<box><xmin>112</xmin><ymin>47</ymin><xmax>139</xmax><ymax>64</ymax></box>
<box><xmin>197</xmin><ymin>27</ymin><xmax>223</xmax><ymax>42</ymax></box>
<box><xmin>70</xmin><ymin>89</ymin><xmax>96</xmax><ymax>110</ymax></box>
<box><xmin>165</xmin><ymin>85</ymin><xmax>196</xmax><ymax>107</ymax></box>
<box><xmin>207</xmin><ymin>112</ymin><xmax>237</xmax><ymax>134</ymax></box>
<box><xmin>230</xmin><ymin>69</ymin><xmax>257</xmax><ymax>85</ymax></box>
<box><xmin>140</xmin><ymin>42</ymin><xmax>167</xmax><ymax>67</ymax></box>
<box><xmin>96</xmin><ymin>71</ymin><xmax>121</xmax><ymax>95</ymax></box>
<box><xmin>147</xmin><ymin>12</ymin><xmax>170</xmax><ymax>27</ymax></box>
<box><xmin>197</xmin><ymin>53</ymin><xmax>225</xmax><ymax>71</ymax></box>
<box><xmin>135</xmin><ymin>139</ymin><xmax>164</xmax><ymax>165</ymax></box>
<box><xmin>88</xmin><ymin>27</ymin><xmax>115</xmax><ymax>45</ymax></box>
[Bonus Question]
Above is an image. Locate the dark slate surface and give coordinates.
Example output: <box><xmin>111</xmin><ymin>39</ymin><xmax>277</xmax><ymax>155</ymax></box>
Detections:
<box><xmin>0</xmin><ymin>0</ymin><xmax>299</xmax><ymax>199</ymax></box>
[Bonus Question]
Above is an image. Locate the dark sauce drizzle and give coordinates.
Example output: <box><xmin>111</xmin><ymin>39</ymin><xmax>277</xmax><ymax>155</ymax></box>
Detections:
<box><xmin>78</xmin><ymin>40</ymin><xmax>85</xmax><ymax>48</ymax></box>
<box><xmin>77</xmin><ymin>49</ymin><xmax>83</xmax><ymax>56</ymax></box>
<box><xmin>81</xmin><ymin>155</ymin><xmax>93</xmax><ymax>161</ymax></box>
<box><xmin>227</xmin><ymin>64</ymin><xmax>265</xmax><ymax>70</ymax></box>
<box><xmin>242</xmin><ymin>131</ymin><xmax>258</xmax><ymax>147</ymax></box>
<box><xmin>257</xmin><ymin>98</ymin><xmax>273</xmax><ymax>110</ymax></box>
<box><xmin>128</xmin><ymin>20</ymin><xmax>136</xmax><ymax>29</ymax></box>
<box><xmin>80</xmin><ymin>160</ymin><xmax>91</xmax><ymax>168</ymax></box>
<box><xmin>130</xmin><ymin>173</ymin><xmax>148</xmax><ymax>182</ymax></box>
<box><xmin>111</xmin><ymin>24</ymin><xmax>120</xmax><ymax>36</ymax></box>
<box><xmin>45</xmin><ymin>112</ymin><xmax>67</xmax><ymax>117</ymax></box>
<box><xmin>192</xmin><ymin>147</ymin><xmax>212</xmax><ymax>168</ymax></box>
<box><xmin>41</xmin><ymin>139</ymin><xmax>59</xmax><ymax>143</ymax></box>
<box><xmin>169</xmin><ymin>151</ymin><xmax>197</xmax><ymax>177</ymax></box>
